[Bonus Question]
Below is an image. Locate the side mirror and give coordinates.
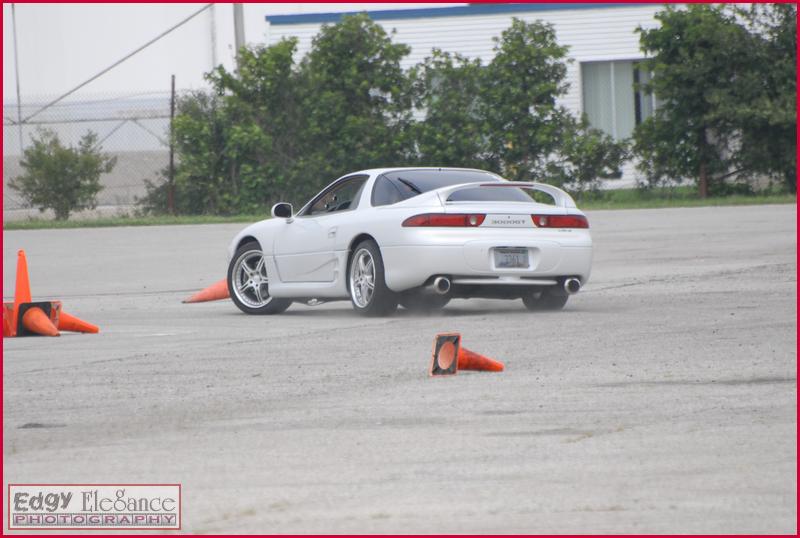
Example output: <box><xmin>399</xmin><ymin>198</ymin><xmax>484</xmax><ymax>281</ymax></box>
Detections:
<box><xmin>271</xmin><ymin>202</ymin><xmax>293</xmax><ymax>219</ymax></box>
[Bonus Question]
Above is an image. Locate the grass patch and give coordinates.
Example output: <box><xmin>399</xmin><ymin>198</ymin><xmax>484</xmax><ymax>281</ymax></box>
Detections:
<box><xmin>577</xmin><ymin>187</ymin><xmax>795</xmax><ymax>210</ymax></box>
<box><xmin>4</xmin><ymin>189</ymin><xmax>795</xmax><ymax>230</ymax></box>
<box><xmin>3</xmin><ymin>214</ymin><xmax>265</xmax><ymax>231</ymax></box>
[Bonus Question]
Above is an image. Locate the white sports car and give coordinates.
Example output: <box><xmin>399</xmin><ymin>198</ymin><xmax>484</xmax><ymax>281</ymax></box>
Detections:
<box><xmin>226</xmin><ymin>167</ymin><xmax>592</xmax><ymax>316</ymax></box>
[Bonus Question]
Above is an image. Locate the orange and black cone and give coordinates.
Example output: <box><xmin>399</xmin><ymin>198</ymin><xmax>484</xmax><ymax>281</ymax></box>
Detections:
<box><xmin>429</xmin><ymin>333</ymin><xmax>505</xmax><ymax>376</ymax></box>
<box><xmin>3</xmin><ymin>249</ymin><xmax>98</xmax><ymax>337</ymax></box>
<box><xmin>183</xmin><ymin>278</ymin><xmax>230</xmax><ymax>303</ymax></box>
<box><xmin>21</xmin><ymin>306</ymin><xmax>59</xmax><ymax>337</ymax></box>
<box><xmin>430</xmin><ymin>333</ymin><xmax>460</xmax><ymax>375</ymax></box>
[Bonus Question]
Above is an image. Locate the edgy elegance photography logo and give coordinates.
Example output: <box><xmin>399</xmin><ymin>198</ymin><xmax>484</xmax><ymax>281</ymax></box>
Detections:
<box><xmin>8</xmin><ymin>484</ymin><xmax>181</xmax><ymax>530</ymax></box>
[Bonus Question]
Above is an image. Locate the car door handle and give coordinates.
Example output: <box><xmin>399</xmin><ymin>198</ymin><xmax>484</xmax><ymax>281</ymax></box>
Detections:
<box><xmin>328</xmin><ymin>226</ymin><xmax>337</xmax><ymax>238</ymax></box>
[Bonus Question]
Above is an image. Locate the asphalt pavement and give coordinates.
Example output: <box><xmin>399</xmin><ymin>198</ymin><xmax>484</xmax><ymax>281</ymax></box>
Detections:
<box><xmin>3</xmin><ymin>204</ymin><xmax>797</xmax><ymax>533</ymax></box>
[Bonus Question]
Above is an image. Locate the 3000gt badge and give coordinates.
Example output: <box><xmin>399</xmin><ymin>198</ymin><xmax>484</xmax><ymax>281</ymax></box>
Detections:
<box><xmin>484</xmin><ymin>215</ymin><xmax>532</xmax><ymax>227</ymax></box>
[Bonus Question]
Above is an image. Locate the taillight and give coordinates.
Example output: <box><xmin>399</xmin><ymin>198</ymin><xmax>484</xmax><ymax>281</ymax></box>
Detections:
<box><xmin>402</xmin><ymin>213</ymin><xmax>486</xmax><ymax>227</ymax></box>
<box><xmin>531</xmin><ymin>214</ymin><xmax>589</xmax><ymax>228</ymax></box>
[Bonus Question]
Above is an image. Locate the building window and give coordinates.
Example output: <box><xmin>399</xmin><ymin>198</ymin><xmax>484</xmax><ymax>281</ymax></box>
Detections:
<box><xmin>581</xmin><ymin>60</ymin><xmax>656</xmax><ymax>140</ymax></box>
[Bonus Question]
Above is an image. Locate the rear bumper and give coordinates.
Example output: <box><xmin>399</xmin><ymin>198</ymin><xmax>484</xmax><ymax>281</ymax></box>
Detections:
<box><xmin>381</xmin><ymin>242</ymin><xmax>592</xmax><ymax>292</ymax></box>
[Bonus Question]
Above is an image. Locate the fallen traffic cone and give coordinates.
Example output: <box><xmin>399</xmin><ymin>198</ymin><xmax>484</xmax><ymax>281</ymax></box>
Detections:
<box><xmin>3</xmin><ymin>250</ymin><xmax>98</xmax><ymax>337</ymax></box>
<box><xmin>458</xmin><ymin>346</ymin><xmax>504</xmax><ymax>372</ymax></box>
<box><xmin>430</xmin><ymin>333</ymin><xmax>460</xmax><ymax>375</ymax></box>
<box><xmin>430</xmin><ymin>333</ymin><xmax>505</xmax><ymax>376</ymax></box>
<box><xmin>21</xmin><ymin>306</ymin><xmax>59</xmax><ymax>337</ymax></box>
<box><xmin>183</xmin><ymin>278</ymin><xmax>230</xmax><ymax>303</ymax></box>
<box><xmin>58</xmin><ymin>310</ymin><xmax>99</xmax><ymax>334</ymax></box>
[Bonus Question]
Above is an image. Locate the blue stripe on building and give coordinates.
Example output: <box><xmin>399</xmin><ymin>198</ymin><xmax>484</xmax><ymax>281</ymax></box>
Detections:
<box><xmin>266</xmin><ymin>3</ymin><xmax>649</xmax><ymax>25</ymax></box>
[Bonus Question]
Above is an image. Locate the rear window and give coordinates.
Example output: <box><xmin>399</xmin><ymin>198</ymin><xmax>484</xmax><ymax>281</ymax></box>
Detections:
<box><xmin>371</xmin><ymin>169</ymin><xmax>533</xmax><ymax>206</ymax></box>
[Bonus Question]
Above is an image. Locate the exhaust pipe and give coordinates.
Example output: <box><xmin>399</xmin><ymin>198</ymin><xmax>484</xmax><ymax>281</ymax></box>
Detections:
<box><xmin>425</xmin><ymin>276</ymin><xmax>451</xmax><ymax>295</ymax></box>
<box><xmin>563</xmin><ymin>278</ymin><xmax>581</xmax><ymax>295</ymax></box>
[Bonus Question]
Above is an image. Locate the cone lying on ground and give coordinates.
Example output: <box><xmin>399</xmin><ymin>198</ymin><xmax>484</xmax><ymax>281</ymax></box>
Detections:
<box><xmin>458</xmin><ymin>347</ymin><xmax>505</xmax><ymax>372</ymax></box>
<box><xmin>3</xmin><ymin>249</ymin><xmax>99</xmax><ymax>337</ymax></box>
<box><xmin>430</xmin><ymin>333</ymin><xmax>505</xmax><ymax>376</ymax></box>
<box><xmin>21</xmin><ymin>307</ymin><xmax>59</xmax><ymax>337</ymax></box>
<box><xmin>57</xmin><ymin>310</ymin><xmax>99</xmax><ymax>333</ymax></box>
<box><xmin>183</xmin><ymin>278</ymin><xmax>230</xmax><ymax>303</ymax></box>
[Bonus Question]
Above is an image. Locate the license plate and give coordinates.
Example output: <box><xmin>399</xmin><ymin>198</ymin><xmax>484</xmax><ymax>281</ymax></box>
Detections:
<box><xmin>494</xmin><ymin>247</ymin><xmax>529</xmax><ymax>269</ymax></box>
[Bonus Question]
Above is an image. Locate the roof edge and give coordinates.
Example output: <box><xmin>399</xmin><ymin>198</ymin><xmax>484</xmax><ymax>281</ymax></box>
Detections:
<box><xmin>265</xmin><ymin>3</ymin><xmax>651</xmax><ymax>26</ymax></box>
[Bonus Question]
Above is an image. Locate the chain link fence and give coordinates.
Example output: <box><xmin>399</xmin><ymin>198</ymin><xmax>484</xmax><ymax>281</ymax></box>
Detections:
<box><xmin>3</xmin><ymin>91</ymin><xmax>175</xmax><ymax>220</ymax></box>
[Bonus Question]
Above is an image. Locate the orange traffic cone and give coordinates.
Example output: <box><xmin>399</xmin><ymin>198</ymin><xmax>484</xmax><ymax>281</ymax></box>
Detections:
<box><xmin>430</xmin><ymin>333</ymin><xmax>460</xmax><ymax>375</ymax></box>
<box><xmin>12</xmin><ymin>250</ymin><xmax>32</xmax><ymax>331</ymax></box>
<box><xmin>4</xmin><ymin>249</ymin><xmax>98</xmax><ymax>337</ymax></box>
<box><xmin>58</xmin><ymin>311</ymin><xmax>99</xmax><ymax>334</ymax></box>
<box><xmin>183</xmin><ymin>279</ymin><xmax>230</xmax><ymax>303</ymax></box>
<box><xmin>430</xmin><ymin>333</ymin><xmax>504</xmax><ymax>376</ymax></box>
<box><xmin>21</xmin><ymin>307</ymin><xmax>59</xmax><ymax>337</ymax></box>
<box><xmin>3</xmin><ymin>303</ymin><xmax>13</xmax><ymax>337</ymax></box>
<box><xmin>458</xmin><ymin>346</ymin><xmax>504</xmax><ymax>372</ymax></box>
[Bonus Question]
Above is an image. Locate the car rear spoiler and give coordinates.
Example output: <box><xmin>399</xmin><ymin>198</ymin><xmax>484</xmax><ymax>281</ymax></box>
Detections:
<box><xmin>434</xmin><ymin>182</ymin><xmax>577</xmax><ymax>209</ymax></box>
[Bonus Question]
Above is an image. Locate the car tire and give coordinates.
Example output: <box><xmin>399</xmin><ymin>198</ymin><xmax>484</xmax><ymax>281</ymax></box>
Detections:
<box><xmin>522</xmin><ymin>288</ymin><xmax>569</xmax><ymax>311</ymax></box>
<box><xmin>228</xmin><ymin>240</ymin><xmax>292</xmax><ymax>315</ymax></box>
<box><xmin>399</xmin><ymin>293</ymin><xmax>450</xmax><ymax>313</ymax></box>
<box><xmin>348</xmin><ymin>239</ymin><xmax>398</xmax><ymax>317</ymax></box>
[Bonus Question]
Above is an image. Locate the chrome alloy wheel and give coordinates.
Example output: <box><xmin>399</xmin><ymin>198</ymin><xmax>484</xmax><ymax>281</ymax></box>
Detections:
<box><xmin>349</xmin><ymin>248</ymin><xmax>376</xmax><ymax>308</ymax></box>
<box><xmin>232</xmin><ymin>250</ymin><xmax>273</xmax><ymax>308</ymax></box>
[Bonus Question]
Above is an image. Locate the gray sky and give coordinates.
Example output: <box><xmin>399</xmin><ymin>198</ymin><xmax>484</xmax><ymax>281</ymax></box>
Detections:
<box><xmin>3</xmin><ymin>3</ymin><xmax>462</xmax><ymax>102</ymax></box>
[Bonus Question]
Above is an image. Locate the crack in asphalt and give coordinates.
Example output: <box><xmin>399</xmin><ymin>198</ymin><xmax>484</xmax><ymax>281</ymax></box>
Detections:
<box><xmin>594</xmin><ymin>376</ymin><xmax>796</xmax><ymax>388</ymax></box>
<box><xmin>585</xmin><ymin>261</ymin><xmax>795</xmax><ymax>293</ymax></box>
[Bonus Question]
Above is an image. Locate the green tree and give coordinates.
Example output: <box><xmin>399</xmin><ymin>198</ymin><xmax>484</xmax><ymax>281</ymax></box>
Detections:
<box><xmin>634</xmin><ymin>4</ymin><xmax>796</xmax><ymax>196</ymax></box>
<box><xmin>171</xmin><ymin>91</ymin><xmax>233</xmax><ymax>213</ymax></box>
<box><xmin>10</xmin><ymin>129</ymin><xmax>115</xmax><ymax>220</ymax></box>
<box><xmin>207</xmin><ymin>38</ymin><xmax>309</xmax><ymax>207</ymax></box>
<box><xmin>635</xmin><ymin>5</ymin><xmax>744</xmax><ymax>196</ymax></box>
<box><xmin>145</xmin><ymin>15</ymin><xmax>417</xmax><ymax>215</ymax></box>
<box><xmin>480</xmin><ymin>18</ymin><xmax>626</xmax><ymax>189</ymax></box>
<box><xmin>143</xmin><ymin>14</ymin><xmax>630</xmax><ymax>216</ymax></box>
<box><xmin>300</xmin><ymin>14</ymin><xmax>414</xmax><ymax>184</ymax></box>
<box><xmin>550</xmin><ymin>117</ymin><xmax>629</xmax><ymax>194</ymax></box>
<box><xmin>141</xmin><ymin>90</ymin><xmax>240</xmax><ymax>214</ymax></box>
<box><xmin>411</xmin><ymin>50</ymin><xmax>488</xmax><ymax>168</ymax></box>
<box><xmin>481</xmin><ymin>18</ymin><xmax>572</xmax><ymax>181</ymax></box>
<box><xmin>729</xmin><ymin>3</ymin><xmax>797</xmax><ymax>191</ymax></box>
<box><xmin>142</xmin><ymin>39</ymin><xmax>308</xmax><ymax>214</ymax></box>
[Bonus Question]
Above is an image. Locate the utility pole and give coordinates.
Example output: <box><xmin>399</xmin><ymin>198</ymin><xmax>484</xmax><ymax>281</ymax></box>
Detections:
<box><xmin>11</xmin><ymin>3</ymin><xmax>24</xmax><ymax>155</ymax></box>
<box><xmin>168</xmin><ymin>74</ymin><xmax>176</xmax><ymax>215</ymax></box>
<box><xmin>209</xmin><ymin>4</ymin><xmax>218</xmax><ymax>68</ymax></box>
<box><xmin>233</xmin><ymin>4</ymin><xmax>245</xmax><ymax>71</ymax></box>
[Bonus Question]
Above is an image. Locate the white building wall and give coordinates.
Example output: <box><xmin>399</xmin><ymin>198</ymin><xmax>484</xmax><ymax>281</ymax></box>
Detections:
<box><xmin>266</xmin><ymin>5</ymin><xmax>667</xmax><ymax>185</ymax></box>
<box><xmin>266</xmin><ymin>5</ymin><xmax>664</xmax><ymax>119</ymax></box>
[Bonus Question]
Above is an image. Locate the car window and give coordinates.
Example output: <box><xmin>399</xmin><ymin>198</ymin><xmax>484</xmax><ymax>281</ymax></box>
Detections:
<box><xmin>448</xmin><ymin>187</ymin><xmax>536</xmax><ymax>203</ymax></box>
<box><xmin>371</xmin><ymin>169</ymin><xmax>533</xmax><ymax>206</ymax></box>
<box><xmin>304</xmin><ymin>176</ymin><xmax>368</xmax><ymax>216</ymax></box>
<box><xmin>371</xmin><ymin>176</ymin><xmax>409</xmax><ymax>206</ymax></box>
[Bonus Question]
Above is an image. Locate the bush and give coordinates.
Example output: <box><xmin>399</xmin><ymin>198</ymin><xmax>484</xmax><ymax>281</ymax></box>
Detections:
<box><xmin>140</xmin><ymin>15</ymin><xmax>627</xmax><ymax>215</ymax></box>
<box><xmin>410</xmin><ymin>50</ymin><xmax>488</xmax><ymax>169</ymax></box>
<box><xmin>634</xmin><ymin>4</ymin><xmax>796</xmax><ymax>196</ymax></box>
<box><xmin>551</xmin><ymin>117</ymin><xmax>629</xmax><ymax>194</ymax></box>
<box><xmin>10</xmin><ymin>129</ymin><xmax>116</xmax><ymax>220</ymax></box>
